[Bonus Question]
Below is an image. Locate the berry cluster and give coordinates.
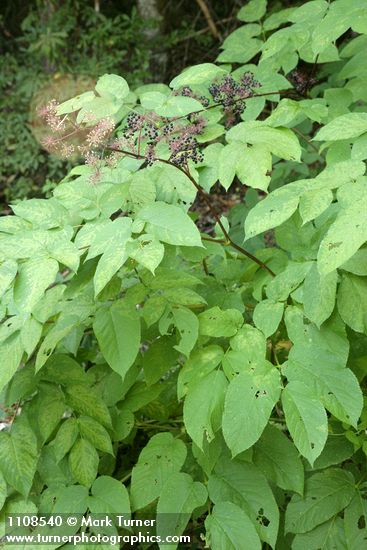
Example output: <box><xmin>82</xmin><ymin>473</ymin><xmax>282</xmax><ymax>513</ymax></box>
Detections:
<box><xmin>143</xmin><ymin>122</ymin><xmax>159</xmax><ymax>141</ymax></box>
<box><xmin>126</xmin><ymin>112</ymin><xmax>144</xmax><ymax>131</ymax></box>
<box><xmin>118</xmin><ymin>108</ymin><xmax>207</xmax><ymax>168</ymax></box>
<box><xmin>168</xmin><ymin>135</ymin><xmax>203</xmax><ymax>167</ymax></box>
<box><xmin>287</xmin><ymin>69</ymin><xmax>317</xmax><ymax>95</ymax></box>
<box><xmin>208</xmin><ymin>72</ymin><xmax>260</xmax><ymax>126</ymax></box>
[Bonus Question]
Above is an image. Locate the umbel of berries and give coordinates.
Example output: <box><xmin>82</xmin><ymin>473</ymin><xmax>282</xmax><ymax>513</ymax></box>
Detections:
<box><xmin>209</xmin><ymin>72</ymin><xmax>260</xmax><ymax>125</ymax></box>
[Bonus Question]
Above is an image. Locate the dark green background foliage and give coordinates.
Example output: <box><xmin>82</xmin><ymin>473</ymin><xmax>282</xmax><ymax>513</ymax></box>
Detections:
<box><xmin>1</xmin><ymin>0</ymin><xmax>367</xmax><ymax>548</ymax></box>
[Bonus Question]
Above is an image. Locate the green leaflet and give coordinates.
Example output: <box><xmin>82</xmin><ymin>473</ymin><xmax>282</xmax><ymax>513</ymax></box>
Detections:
<box><xmin>218</xmin><ymin>34</ymin><xmax>262</xmax><ymax>64</ymax></box>
<box><xmin>285</xmin><ymin>469</ymin><xmax>356</xmax><ymax>534</ymax></box>
<box><xmin>352</xmin><ymin>132</ymin><xmax>367</xmax><ymax>161</ymax></box>
<box><xmin>51</xmin><ymin>485</ymin><xmax>89</xmax><ymax>514</ymax></box>
<box><xmin>177</xmin><ymin>344</ymin><xmax>224</xmax><ymax>399</ymax></box>
<box><xmin>183</xmin><ymin>369</ymin><xmax>227</xmax><ymax>449</ymax></box>
<box><xmin>292</xmin><ymin>517</ymin><xmax>347</xmax><ymax>549</ymax></box>
<box><xmin>227</xmin><ymin>121</ymin><xmax>302</xmax><ymax>161</ymax></box>
<box><xmin>143</xmin><ymin>335</ymin><xmax>179</xmax><ymax>386</ymax></box>
<box><xmin>145</xmin><ymin>267</ymin><xmax>203</xmax><ymax>290</ymax></box>
<box><xmin>13</xmin><ymin>257</ymin><xmax>59</xmax><ymax>314</ymax></box>
<box><xmin>344</xmin><ymin>492</ymin><xmax>367</xmax><ymax>550</ymax></box>
<box><xmin>218</xmin><ymin>142</ymin><xmax>243</xmax><ymax>190</ymax></box>
<box><xmin>82</xmin><ymin>217</ymin><xmax>132</xmax><ymax>296</ymax></box>
<box><xmin>238</xmin><ymin>0</ymin><xmax>267</xmax><ymax>22</ymax></box>
<box><xmin>21</xmin><ymin>317</ymin><xmax>42</xmax><ymax>357</ymax></box>
<box><xmin>287</xmin><ymin>354</ymin><xmax>363</xmax><ymax>426</ymax></box>
<box><xmin>283</xmin><ymin>307</ymin><xmax>363</xmax><ymax>427</ymax></box>
<box><xmin>130</xmin><ymin>433</ymin><xmax>187</xmax><ymax>511</ymax></box>
<box><xmin>93</xmin><ymin>301</ymin><xmax>141</xmax><ymax>380</ymax></box>
<box><xmin>120</xmin><ymin>380</ymin><xmax>163</xmax><ymax>412</ymax></box>
<box><xmin>0</xmin><ymin>330</ymin><xmax>24</xmax><ymax>395</ymax></box>
<box><xmin>244</xmin><ymin>185</ymin><xmax>302</xmax><ymax>239</ymax></box>
<box><xmin>49</xmin><ymin>418</ymin><xmax>79</xmax><ymax>463</ymax></box>
<box><xmin>156</xmin><ymin>473</ymin><xmax>207</xmax><ymax>548</ymax></box>
<box><xmin>236</xmin><ymin>144</ymin><xmax>272</xmax><ymax>191</ymax></box>
<box><xmin>253</xmin><ymin>424</ymin><xmax>304</xmax><ymax>494</ymax></box>
<box><xmin>198</xmin><ymin>306</ymin><xmax>243</xmax><ymax>337</ymax></box>
<box><xmin>77</xmin><ymin>416</ymin><xmax>113</xmax><ymax>455</ymax></box>
<box><xmin>11</xmin><ymin>197</ymin><xmax>70</xmax><ymax>229</ymax></box>
<box><xmin>230</xmin><ymin>324</ymin><xmax>267</xmax><ymax>357</ymax></box>
<box><xmin>138</xmin><ymin>202</ymin><xmax>203</xmax><ymax>247</ymax></box>
<box><xmin>56</xmin><ymin>91</ymin><xmax>95</xmax><ymax>116</ymax></box>
<box><xmin>208</xmin><ymin>458</ymin><xmax>279</xmax><ymax>546</ymax></box>
<box><xmin>282</xmin><ymin>381</ymin><xmax>328</xmax><ymax>465</ymax></box>
<box><xmin>95</xmin><ymin>74</ymin><xmax>129</xmax><ymax>102</ymax></box>
<box><xmin>172</xmin><ymin>307</ymin><xmax>199</xmax><ymax>357</ymax></box>
<box><xmin>35</xmin><ymin>314</ymin><xmax>80</xmax><ymax>371</ymax></box>
<box><xmin>222</xmin><ymin>361</ymin><xmax>281</xmax><ymax>455</ymax></box>
<box><xmin>302</xmin><ymin>263</ymin><xmax>338</xmax><ymax>327</ymax></box>
<box><xmin>89</xmin><ymin>475</ymin><xmax>130</xmax><ymax>515</ymax></box>
<box><xmin>152</xmin><ymin>163</ymin><xmax>197</xmax><ymax>208</ymax></box>
<box><xmin>0</xmin><ymin>420</ymin><xmax>38</xmax><ymax>497</ymax></box>
<box><xmin>311</xmin><ymin>1</ymin><xmax>367</xmax><ymax>55</ymax></box>
<box><xmin>4</xmin><ymin>363</ymin><xmax>37</xmax><ymax>406</ymax></box>
<box><xmin>0</xmin><ymin>259</ymin><xmax>17</xmax><ymax>298</ymax></box>
<box><xmin>170</xmin><ymin>63</ymin><xmax>227</xmax><ymax>88</ymax></box>
<box><xmin>129</xmin><ymin>170</ymin><xmax>156</xmax><ymax>209</ymax></box>
<box><xmin>162</xmin><ymin>287</ymin><xmax>206</xmax><ymax>307</ymax></box>
<box><xmin>314</xmin><ymin>113</ymin><xmax>367</xmax><ymax>141</ymax></box>
<box><xmin>337</xmin><ymin>273</ymin><xmax>367</xmax><ymax>333</ymax></box>
<box><xmin>205</xmin><ymin>501</ymin><xmax>261</xmax><ymax>550</ymax></box>
<box><xmin>340</xmin><ymin>247</ymin><xmax>367</xmax><ymax>276</ymax></box>
<box><xmin>299</xmin><ymin>188</ymin><xmax>333</xmax><ymax>224</ymax></box>
<box><xmin>0</xmin><ymin>471</ymin><xmax>6</xmax><ymax>510</ymax></box>
<box><xmin>40</xmin><ymin>354</ymin><xmax>88</xmax><ymax>385</ymax></box>
<box><xmin>127</xmin><ymin>238</ymin><xmax>164</xmax><ymax>274</ymax></box>
<box><xmin>266</xmin><ymin>261</ymin><xmax>312</xmax><ymax>301</ymax></box>
<box><xmin>192</xmin><ymin>436</ymin><xmax>225</xmax><ymax>477</ymax></box>
<box><xmin>310</xmin><ymin>435</ymin><xmax>354</xmax><ymax>471</ymax></box>
<box><xmin>318</xmin><ymin>195</ymin><xmax>367</xmax><ymax>274</ymax></box>
<box><xmin>69</xmin><ymin>438</ymin><xmax>99</xmax><ymax>487</ymax></box>
<box><xmin>141</xmin><ymin>94</ymin><xmax>204</xmax><ymax>117</ymax></box>
<box><xmin>65</xmin><ymin>384</ymin><xmax>112</xmax><ymax>427</ymax></box>
<box><xmin>35</xmin><ymin>385</ymin><xmax>65</xmax><ymax>443</ymax></box>
<box><xmin>112</xmin><ymin>409</ymin><xmax>134</xmax><ymax>442</ymax></box>
<box><xmin>253</xmin><ymin>299</ymin><xmax>284</xmax><ymax>337</ymax></box>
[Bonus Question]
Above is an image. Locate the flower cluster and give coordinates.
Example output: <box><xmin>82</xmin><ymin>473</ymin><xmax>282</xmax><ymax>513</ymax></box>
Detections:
<box><xmin>38</xmin><ymin>100</ymin><xmax>75</xmax><ymax>157</ymax></box>
<box><xmin>208</xmin><ymin>72</ymin><xmax>260</xmax><ymax>126</ymax></box>
<box><xmin>85</xmin><ymin>118</ymin><xmax>115</xmax><ymax>148</ymax></box>
<box><xmin>38</xmin><ymin>100</ymin><xmax>66</xmax><ymax>132</ymax></box>
<box><xmin>39</xmin><ymin>100</ymin><xmax>116</xmax><ymax>172</ymax></box>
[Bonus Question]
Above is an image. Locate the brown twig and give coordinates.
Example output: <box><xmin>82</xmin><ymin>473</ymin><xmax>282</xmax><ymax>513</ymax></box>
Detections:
<box><xmin>195</xmin><ymin>0</ymin><xmax>222</xmax><ymax>40</ymax></box>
